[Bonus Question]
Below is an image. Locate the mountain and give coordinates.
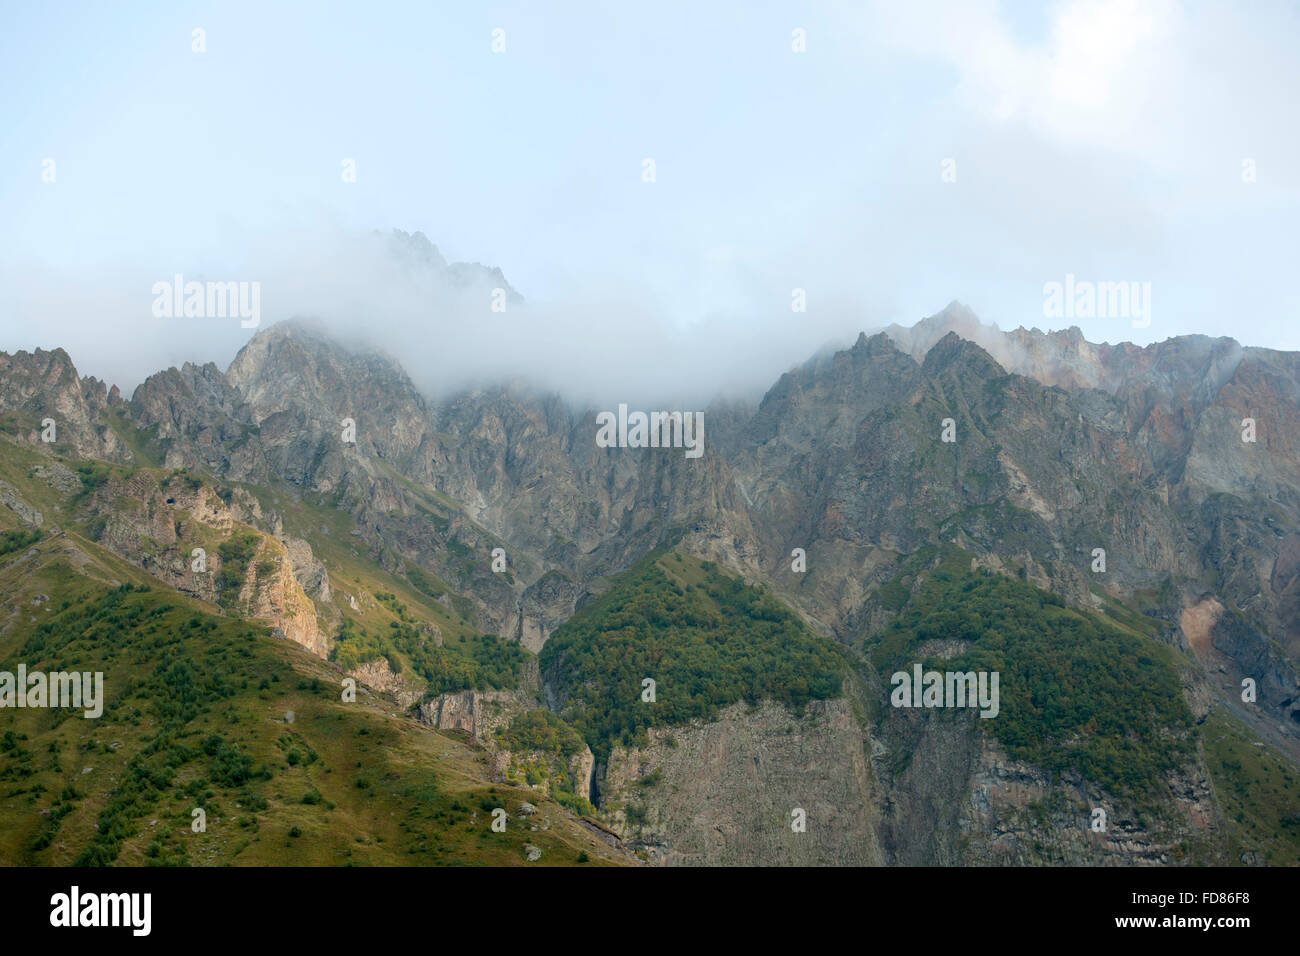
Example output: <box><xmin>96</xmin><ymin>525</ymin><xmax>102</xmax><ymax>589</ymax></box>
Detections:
<box><xmin>2</xmin><ymin>280</ymin><xmax>1297</xmax><ymax>866</ymax></box>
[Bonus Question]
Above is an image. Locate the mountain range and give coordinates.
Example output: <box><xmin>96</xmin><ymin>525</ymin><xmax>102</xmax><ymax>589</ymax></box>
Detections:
<box><xmin>1</xmin><ymin>241</ymin><xmax>1297</xmax><ymax>866</ymax></box>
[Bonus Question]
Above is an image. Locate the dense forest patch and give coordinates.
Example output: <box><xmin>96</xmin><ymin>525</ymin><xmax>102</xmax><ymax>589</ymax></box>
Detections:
<box><xmin>541</xmin><ymin>549</ymin><xmax>845</xmax><ymax>762</ymax></box>
<box><xmin>330</xmin><ymin>591</ymin><xmax>527</xmax><ymax>695</ymax></box>
<box><xmin>869</xmin><ymin>551</ymin><xmax>1195</xmax><ymax>801</ymax></box>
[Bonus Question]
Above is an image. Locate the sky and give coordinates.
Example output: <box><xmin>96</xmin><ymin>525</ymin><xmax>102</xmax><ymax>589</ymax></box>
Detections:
<box><xmin>1</xmin><ymin>0</ymin><xmax>1297</xmax><ymax>404</ymax></box>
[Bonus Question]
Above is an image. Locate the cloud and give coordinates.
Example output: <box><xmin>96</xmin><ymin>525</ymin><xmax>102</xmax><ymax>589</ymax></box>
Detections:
<box><xmin>0</xmin><ymin>221</ymin><xmax>880</xmax><ymax>408</ymax></box>
<box><xmin>860</xmin><ymin>0</ymin><xmax>1292</xmax><ymax>170</ymax></box>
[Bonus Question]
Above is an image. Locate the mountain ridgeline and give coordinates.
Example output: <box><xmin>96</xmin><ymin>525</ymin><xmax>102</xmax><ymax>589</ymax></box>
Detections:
<box><xmin>1</xmin><ymin>274</ymin><xmax>1298</xmax><ymax>865</ymax></box>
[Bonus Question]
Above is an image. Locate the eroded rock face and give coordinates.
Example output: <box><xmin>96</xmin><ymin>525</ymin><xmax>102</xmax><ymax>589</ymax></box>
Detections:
<box><xmin>413</xmin><ymin>684</ymin><xmax>594</xmax><ymax>800</ymax></box>
<box><xmin>235</xmin><ymin>540</ymin><xmax>328</xmax><ymax>656</ymax></box>
<box><xmin>599</xmin><ymin>696</ymin><xmax>884</xmax><ymax>866</ymax></box>
<box><xmin>0</xmin><ymin>479</ymin><xmax>42</xmax><ymax>526</ymax></box>
<box><xmin>875</xmin><ymin>713</ymin><xmax>1221</xmax><ymax>866</ymax></box>
<box><xmin>130</xmin><ymin>361</ymin><xmax>260</xmax><ymax>475</ymax></box>
<box><xmin>82</xmin><ymin>471</ymin><xmax>328</xmax><ymax>656</ymax></box>
<box><xmin>30</xmin><ymin>461</ymin><xmax>81</xmax><ymax>494</ymax></box>
<box><xmin>348</xmin><ymin>658</ymin><xmax>424</xmax><ymax>709</ymax></box>
<box><xmin>0</xmin><ymin>348</ymin><xmax>131</xmax><ymax>462</ymax></box>
<box><xmin>414</xmin><ymin>688</ymin><xmax>529</xmax><ymax>739</ymax></box>
<box><xmin>507</xmin><ymin>571</ymin><xmax>579</xmax><ymax>653</ymax></box>
<box><xmin>489</xmin><ymin>744</ymin><xmax>595</xmax><ymax>804</ymax></box>
<box><xmin>955</xmin><ymin>738</ymin><xmax>1220</xmax><ymax>866</ymax></box>
<box><xmin>277</xmin><ymin>530</ymin><xmax>332</xmax><ymax>603</ymax></box>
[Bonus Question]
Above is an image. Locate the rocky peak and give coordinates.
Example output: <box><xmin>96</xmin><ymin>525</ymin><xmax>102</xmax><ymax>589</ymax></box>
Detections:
<box><xmin>226</xmin><ymin>321</ymin><xmax>436</xmax><ymax>458</ymax></box>
<box><xmin>384</xmin><ymin>228</ymin><xmax>449</xmax><ymax>272</ymax></box>
<box><xmin>886</xmin><ymin>301</ymin><xmax>994</xmax><ymax>358</ymax></box>
<box><xmin>383</xmin><ymin>227</ymin><xmax>523</xmax><ymax>304</ymax></box>
<box><xmin>920</xmin><ymin>331</ymin><xmax>1006</xmax><ymax>379</ymax></box>
<box><xmin>0</xmin><ymin>346</ymin><xmax>129</xmax><ymax>460</ymax></box>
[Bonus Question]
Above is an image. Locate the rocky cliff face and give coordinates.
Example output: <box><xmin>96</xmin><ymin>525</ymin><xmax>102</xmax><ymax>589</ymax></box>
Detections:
<box><xmin>127</xmin><ymin>320</ymin><xmax>760</xmax><ymax>645</ymax></box>
<box><xmin>415</xmin><ymin>688</ymin><xmax>529</xmax><ymax>739</ymax></box>
<box><xmin>0</xmin><ymin>348</ymin><xmax>130</xmax><ymax>461</ymax></box>
<box><xmin>599</xmin><ymin>695</ymin><xmax>883</xmax><ymax>866</ymax></box>
<box><xmin>712</xmin><ymin>320</ymin><xmax>1300</xmax><ymax>748</ymax></box>
<box><xmin>347</xmin><ymin>658</ymin><xmax>425</xmax><ymax>709</ymax></box>
<box><xmin>955</xmin><ymin>738</ymin><xmax>1220</xmax><ymax>866</ymax></box>
<box><xmin>83</xmin><ymin>470</ymin><xmax>329</xmax><ymax>655</ymax></box>
<box><xmin>873</xmin><ymin>704</ymin><xmax>1222</xmax><ymax>866</ymax></box>
<box><xmin>491</xmin><ymin>743</ymin><xmax>595</xmax><ymax>805</ymax></box>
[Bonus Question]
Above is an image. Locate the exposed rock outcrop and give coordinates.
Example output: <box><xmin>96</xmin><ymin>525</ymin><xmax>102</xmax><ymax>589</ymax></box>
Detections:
<box><xmin>599</xmin><ymin>696</ymin><xmax>884</xmax><ymax>866</ymax></box>
<box><xmin>347</xmin><ymin>658</ymin><xmax>424</xmax><ymax>709</ymax></box>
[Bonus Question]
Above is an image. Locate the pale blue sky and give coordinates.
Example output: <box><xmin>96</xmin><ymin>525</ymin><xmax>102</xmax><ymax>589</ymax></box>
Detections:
<box><xmin>1</xmin><ymin>0</ymin><xmax>1297</xmax><ymax>401</ymax></box>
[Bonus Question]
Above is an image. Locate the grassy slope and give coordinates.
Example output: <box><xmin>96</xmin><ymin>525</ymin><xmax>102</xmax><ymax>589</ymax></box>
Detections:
<box><xmin>1201</xmin><ymin>708</ymin><xmax>1300</xmax><ymax>865</ymax></box>
<box><xmin>0</xmin><ymin>516</ymin><xmax>627</xmax><ymax>867</ymax></box>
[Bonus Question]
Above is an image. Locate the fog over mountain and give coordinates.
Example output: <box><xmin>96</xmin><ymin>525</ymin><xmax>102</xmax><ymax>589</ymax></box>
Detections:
<box><xmin>8</xmin><ymin>223</ymin><xmax>1296</xmax><ymax>414</ymax></box>
<box><xmin>2</xmin><ymin>223</ymin><xmax>894</xmax><ymax>407</ymax></box>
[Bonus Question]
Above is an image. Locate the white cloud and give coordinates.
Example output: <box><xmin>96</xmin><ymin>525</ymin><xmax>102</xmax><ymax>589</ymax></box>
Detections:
<box><xmin>867</xmin><ymin>0</ymin><xmax>1184</xmax><ymax>156</ymax></box>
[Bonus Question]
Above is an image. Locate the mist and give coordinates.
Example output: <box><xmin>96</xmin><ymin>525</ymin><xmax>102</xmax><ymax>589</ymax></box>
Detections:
<box><xmin>0</xmin><ymin>221</ymin><xmax>888</xmax><ymax>409</ymax></box>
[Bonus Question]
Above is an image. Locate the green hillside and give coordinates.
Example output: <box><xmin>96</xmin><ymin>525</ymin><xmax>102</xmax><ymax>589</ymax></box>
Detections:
<box><xmin>541</xmin><ymin>549</ymin><xmax>846</xmax><ymax>762</ymax></box>
<box><xmin>0</xmin><ymin>530</ymin><xmax>628</xmax><ymax>867</ymax></box>
<box><xmin>1201</xmin><ymin>708</ymin><xmax>1300</xmax><ymax>865</ymax></box>
<box><xmin>868</xmin><ymin>547</ymin><xmax>1196</xmax><ymax>802</ymax></box>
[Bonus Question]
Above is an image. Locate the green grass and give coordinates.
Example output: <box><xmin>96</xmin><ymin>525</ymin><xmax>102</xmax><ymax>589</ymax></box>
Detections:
<box><xmin>1201</xmin><ymin>709</ymin><xmax>1300</xmax><ymax>865</ymax></box>
<box><xmin>498</xmin><ymin>709</ymin><xmax>586</xmax><ymax>759</ymax></box>
<box><xmin>0</xmin><ymin>526</ymin><xmax>42</xmax><ymax>556</ymax></box>
<box><xmin>105</xmin><ymin>409</ymin><xmax>163</xmax><ymax>469</ymax></box>
<box><xmin>330</xmin><ymin>611</ymin><xmax>528</xmax><ymax>695</ymax></box>
<box><xmin>216</xmin><ymin>530</ymin><xmax>261</xmax><ymax>598</ymax></box>
<box><xmin>0</xmin><ymin>537</ymin><xmax>628</xmax><ymax>867</ymax></box>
